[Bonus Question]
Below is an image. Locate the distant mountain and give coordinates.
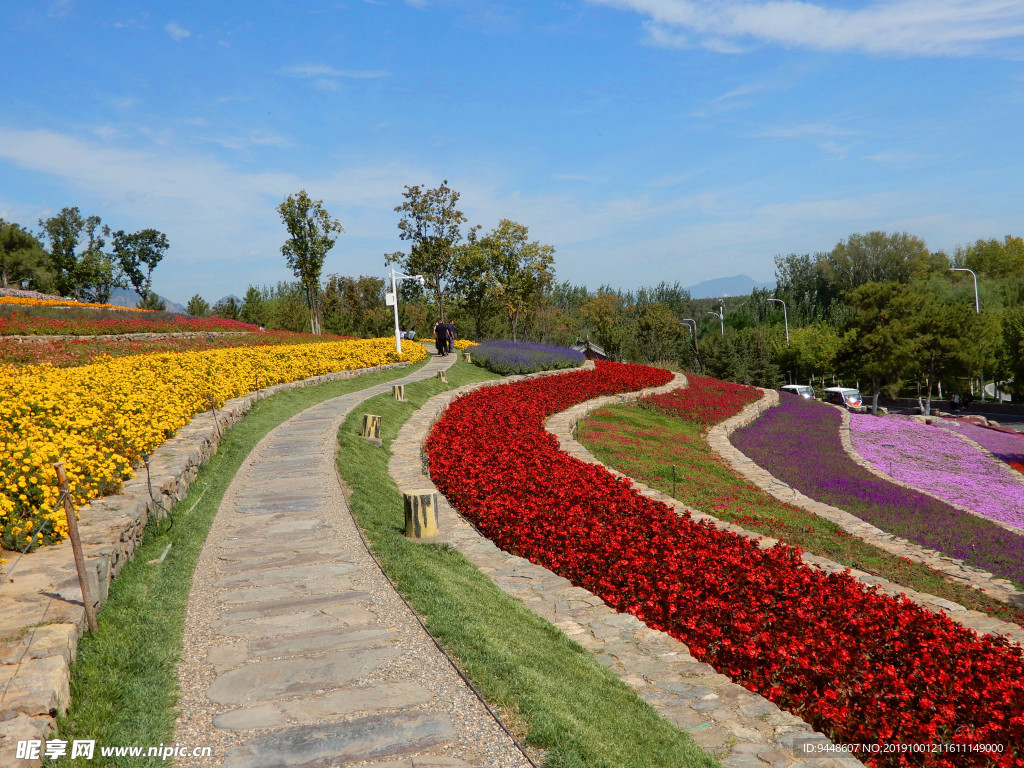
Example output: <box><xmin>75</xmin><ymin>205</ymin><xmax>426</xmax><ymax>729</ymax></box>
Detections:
<box><xmin>686</xmin><ymin>274</ymin><xmax>775</xmax><ymax>299</ymax></box>
<box><xmin>107</xmin><ymin>287</ymin><xmax>186</xmax><ymax>314</ymax></box>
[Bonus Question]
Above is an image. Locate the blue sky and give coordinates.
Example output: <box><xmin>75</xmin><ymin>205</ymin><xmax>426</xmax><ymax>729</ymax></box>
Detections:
<box><xmin>2</xmin><ymin>0</ymin><xmax>1023</xmax><ymax>304</ymax></box>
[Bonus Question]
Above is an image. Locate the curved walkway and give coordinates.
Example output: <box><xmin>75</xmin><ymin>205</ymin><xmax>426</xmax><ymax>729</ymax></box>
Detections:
<box><xmin>175</xmin><ymin>351</ymin><xmax>531</xmax><ymax>768</ymax></box>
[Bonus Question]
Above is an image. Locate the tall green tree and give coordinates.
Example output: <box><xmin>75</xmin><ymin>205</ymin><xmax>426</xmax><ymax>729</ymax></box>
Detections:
<box><xmin>277</xmin><ymin>191</ymin><xmax>343</xmax><ymax>335</ymax></box>
<box><xmin>580</xmin><ymin>290</ymin><xmax>626</xmax><ymax>360</ymax></box>
<box><xmin>322</xmin><ymin>275</ymin><xmax>392</xmax><ymax>338</ymax></box>
<box><xmin>387</xmin><ymin>180</ymin><xmax>471</xmax><ymax>323</ymax></box>
<box><xmin>910</xmin><ymin>296</ymin><xmax>979</xmax><ymax>415</ymax></box>
<box><xmin>820</xmin><ymin>231</ymin><xmax>935</xmax><ymax>294</ymax></box>
<box><xmin>38</xmin><ymin>207</ymin><xmax>121</xmax><ymax>299</ymax></box>
<box><xmin>837</xmin><ymin>282</ymin><xmax>920</xmax><ymax>414</ymax></box>
<box><xmin>0</xmin><ymin>219</ymin><xmax>52</xmax><ymax>290</ymax></box>
<box><xmin>186</xmin><ymin>294</ymin><xmax>210</xmax><ymax>317</ymax></box>
<box><xmin>239</xmin><ymin>286</ymin><xmax>267</xmax><ymax>327</ymax></box>
<box><xmin>476</xmin><ymin>219</ymin><xmax>555</xmax><ymax>341</ymax></box>
<box><xmin>112</xmin><ymin>228</ymin><xmax>168</xmax><ymax>307</ymax></box>
<box><xmin>956</xmin><ymin>235</ymin><xmax>1024</xmax><ymax>280</ymax></box>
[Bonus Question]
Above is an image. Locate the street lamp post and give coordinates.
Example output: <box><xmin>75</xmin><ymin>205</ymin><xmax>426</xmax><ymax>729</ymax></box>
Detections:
<box><xmin>707</xmin><ymin>305</ymin><xmax>724</xmax><ymax>336</ymax></box>
<box><xmin>388</xmin><ymin>268</ymin><xmax>426</xmax><ymax>354</ymax></box>
<box><xmin>948</xmin><ymin>268</ymin><xmax>980</xmax><ymax>313</ymax></box>
<box><xmin>768</xmin><ymin>298</ymin><xmax>789</xmax><ymax>346</ymax></box>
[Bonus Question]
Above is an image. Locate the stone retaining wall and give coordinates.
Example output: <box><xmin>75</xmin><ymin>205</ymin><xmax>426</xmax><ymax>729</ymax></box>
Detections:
<box><xmin>0</xmin><ymin>361</ymin><xmax>410</xmax><ymax>759</ymax></box>
<box><xmin>4</xmin><ymin>332</ymin><xmax>253</xmax><ymax>343</ymax></box>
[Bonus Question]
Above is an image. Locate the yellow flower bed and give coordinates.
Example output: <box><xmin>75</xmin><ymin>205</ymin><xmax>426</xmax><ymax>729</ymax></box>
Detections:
<box><xmin>0</xmin><ymin>296</ymin><xmax>153</xmax><ymax>311</ymax></box>
<box><xmin>0</xmin><ymin>337</ymin><xmax>426</xmax><ymax>549</ymax></box>
<box><xmin>454</xmin><ymin>339</ymin><xmax>478</xmax><ymax>350</ymax></box>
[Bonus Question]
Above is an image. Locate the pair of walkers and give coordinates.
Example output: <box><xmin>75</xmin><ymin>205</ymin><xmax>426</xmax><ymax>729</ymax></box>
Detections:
<box><xmin>433</xmin><ymin>319</ymin><xmax>455</xmax><ymax>356</ymax></box>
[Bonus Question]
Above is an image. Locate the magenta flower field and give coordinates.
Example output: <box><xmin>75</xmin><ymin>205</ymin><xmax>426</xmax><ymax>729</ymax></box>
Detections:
<box><xmin>933</xmin><ymin>418</ymin><xmax>1024</xmax><ymax>468</ymax></box>
<box><xmin>849</xmin><ymin>415</ymin><xmax>1024</xmax><ymax>530</ymax></box>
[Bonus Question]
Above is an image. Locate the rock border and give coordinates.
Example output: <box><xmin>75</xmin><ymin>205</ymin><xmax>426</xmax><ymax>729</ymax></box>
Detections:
<box><xmin>0</xmin><ymin>361</ymin><xmax>411</xmax><ymax>759</ymax></box>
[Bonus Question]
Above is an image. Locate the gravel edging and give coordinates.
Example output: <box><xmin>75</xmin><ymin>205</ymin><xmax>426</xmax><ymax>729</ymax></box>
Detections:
<box><xmin>0</xmin><ymin>361</ymin><xmax>412</xmax><ymax>765</ymax></box>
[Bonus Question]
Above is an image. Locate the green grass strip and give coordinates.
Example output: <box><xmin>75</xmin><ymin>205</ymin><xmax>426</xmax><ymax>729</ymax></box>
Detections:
<box><xmin>337</xmin><ymin>359</ymin><xmax>720</xmax><ymax>768</ymax></box>
<box><xmin>579</xmin><ymin>404</ymin><xmax>1024</xmax><ymax>626</ymax></box>
<box><xmin>51</xmin><ymin>359</ymin><xmax>429</xmax><ymax>767</ymax></box>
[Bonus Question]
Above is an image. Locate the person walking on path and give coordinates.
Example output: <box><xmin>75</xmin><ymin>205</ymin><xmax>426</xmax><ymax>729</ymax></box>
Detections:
<box><xmin>433</xmin><ymin>319</ymin><xmax>445</xmax><ymax>356</ymax></box>
<box><xmin>444</xmin><ymin>320</ymin><xmax>455</xmax><ymax>355</ymax></box>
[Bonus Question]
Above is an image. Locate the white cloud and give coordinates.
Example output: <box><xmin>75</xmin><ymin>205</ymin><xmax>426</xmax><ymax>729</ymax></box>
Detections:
<box><xmin>165</xmin><ymin>21</ymin><xmax>191</xmax><ymax>41</ymax></box>
<box><xmin>590</xmin><ymin>0</ymin><xmax>1024</xmax><ymax>57</ymax></box>
<box><xmin>281</xmin><ymin>64</ymin><xmax>387</xmax><ymax>79</ymax></box>
<box><xmin>758</xmin><ymin>122</ymin><xmax>862</xmax><ymax>139</ymax></box>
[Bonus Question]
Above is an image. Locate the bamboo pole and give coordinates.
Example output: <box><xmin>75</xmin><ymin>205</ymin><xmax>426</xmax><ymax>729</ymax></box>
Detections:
<box><xmin>53</xmin><ymin>462</ymin><xmax>99</xmax><ymax>635</ymax></box>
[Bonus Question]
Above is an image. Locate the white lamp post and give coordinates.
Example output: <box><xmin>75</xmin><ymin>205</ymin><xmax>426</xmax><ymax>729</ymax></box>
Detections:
<box><xmin>388</xmin><ymin>268</ymin><xmax>425</xmax><ymax>354</ymax></box>
<box><xmin>707</xmin><ymin>305</ymin><xmax>724</xmax><ymax>336</ymax></box>
<box><xmin>768</xmin><ymin>298</ymin><xmax>789</xmax><ymax>346</ymax></box>
<box><xmin>948</xmin><ymin>268</ymin><xmax>980</xmax><ymax>313</ymax></box>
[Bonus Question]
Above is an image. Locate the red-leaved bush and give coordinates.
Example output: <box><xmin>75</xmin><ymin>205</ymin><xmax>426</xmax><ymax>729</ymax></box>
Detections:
<box><xmin>427</xmin><ymin>362</ymin><xmax>1024</xmax><ymax>767</ymax></box>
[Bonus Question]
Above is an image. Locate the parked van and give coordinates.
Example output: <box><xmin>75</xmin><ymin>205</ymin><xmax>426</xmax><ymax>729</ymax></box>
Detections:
<box><xmin>823</xmin><ymin>387</ymin><xmax>862</xmax><ymax>409</ymax></box>
<box><xmin>780</xmin><ymin>384</ymin><xmax>815</xmax><ymax>399</ymax></box>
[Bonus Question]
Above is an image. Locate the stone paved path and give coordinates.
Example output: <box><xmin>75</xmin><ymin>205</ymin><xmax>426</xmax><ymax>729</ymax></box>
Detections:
<box><xmin>175</xmin><ymin>351</ymin><xmax>532</xmax><ymax>768</ymax></box>
<box><xmin>390</xmin><ymin>371</ymin><xmax>863</xmax><ymax>768</ymax></box>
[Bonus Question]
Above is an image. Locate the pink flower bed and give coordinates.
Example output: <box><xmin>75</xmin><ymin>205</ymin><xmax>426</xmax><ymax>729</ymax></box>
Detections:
<box><xmin>849</xmin><ymin>415</ymin><xmax>1024</xmax><ymax>530</ymax></box>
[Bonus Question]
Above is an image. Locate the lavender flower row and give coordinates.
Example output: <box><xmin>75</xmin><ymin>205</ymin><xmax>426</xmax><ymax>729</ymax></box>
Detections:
<box><xmin>730</xmin><ymin>395</ymin><xmax>1024</xmax><ymax>588</ymax></box>
<box><xmin>470</xmin><ymin>339</ymin><xmax>585</xmax><ymax>375</ymax></box>
<box><xmin>850</xmin><ymin>414</ymin><xmax>1024</xmax><ymax>530</ymax></box>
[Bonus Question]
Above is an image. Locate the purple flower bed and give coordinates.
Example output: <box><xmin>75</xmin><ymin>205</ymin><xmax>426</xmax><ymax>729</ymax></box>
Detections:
<box><xmin>730</xmin><ymin>395</ymin><xmax>1024</xmax><ymax>588</ymax></box>
<box><xmin>934</xmin><ymin>418</ymin><xmax>1024</xmax><ymax>467</ymax></box>
<box><xmin>470</xmin><ymin>339</ymin><xmax>585</xmax><ymax>375</ymax></box>
<box><xmin>850</xmin><ymin>415</ymin><xmax>1024</xmax><ymax>530</ymax></box>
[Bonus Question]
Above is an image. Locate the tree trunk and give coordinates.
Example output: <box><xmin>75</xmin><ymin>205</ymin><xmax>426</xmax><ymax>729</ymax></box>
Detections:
<box><xmin>872</xmin><ymin>375</ymin><xmax>881</xmax><ymax>415</ymax></box>
<box><xmin>433</xmin><ymin>279</ymin><xmax>446</xmax><ymax>323</ymax></box>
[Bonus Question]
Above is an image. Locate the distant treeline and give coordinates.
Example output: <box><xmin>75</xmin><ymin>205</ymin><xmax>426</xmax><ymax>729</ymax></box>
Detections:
<box><xmin>194</xmin><ymin>230</ymin><xmax>1023</xmax><ymax>411</ymax></box>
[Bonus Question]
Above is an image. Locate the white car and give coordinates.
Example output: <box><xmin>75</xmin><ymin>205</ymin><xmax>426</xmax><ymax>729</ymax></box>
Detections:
<box><xmin>823</xmin><ymin>387</ymin><xmax>863</xmax><ymax>409</ymax></box>
<box><xmin>780</xmin><ymin>384</ymin><xmax>815</xmax><ymax>399</ymax></box>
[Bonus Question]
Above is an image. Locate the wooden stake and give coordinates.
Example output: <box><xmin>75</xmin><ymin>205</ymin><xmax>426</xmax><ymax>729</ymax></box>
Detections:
<box><xmin>53</xmin><ymin>462</ymin><xmax>99</xmax><ymax>635</ymax></box>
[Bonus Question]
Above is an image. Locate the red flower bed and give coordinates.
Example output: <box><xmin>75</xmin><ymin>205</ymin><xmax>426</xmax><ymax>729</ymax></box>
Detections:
<box><xmin>639</xmin><ymin>374</ymin><xmax>761</xmax><ymax>423</ymax></box>
<box><xmin>427</xmin><ymin>362</ymin><xmax>1024</xmax><ymax>767</ymax></box>
<box><xmin>0</xmin><ymin>312</ymin><xmax>258</xmax><ymax>336</ymax></box>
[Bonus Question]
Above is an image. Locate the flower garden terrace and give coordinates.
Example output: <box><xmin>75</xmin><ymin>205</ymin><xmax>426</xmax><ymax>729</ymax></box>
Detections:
<box><xmin>0</xmin><ymin>329</ymin><xmax>359</xmax><ymax>368</ymax></box>
<box><xmin>426</xmin><ymin>363</ymin><xmax>1024</xmax><ymax>765</ymax></box>
<box><xmin>0</xmin><ymin>338</ymin><xmax>427</xmax><ymax>550</ymax></box>
<box><xmin>0</xmin><ymin>307</ymin><xmax>260</xmax><ymax>336</ymax></box>
<box><xmin>732</xmin><ymin>394</ymin><xmax>1024</xmax><ymax>590</ymax></box>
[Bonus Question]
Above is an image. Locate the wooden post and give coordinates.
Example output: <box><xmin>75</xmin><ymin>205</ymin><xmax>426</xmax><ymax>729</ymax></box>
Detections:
<box><xmin>361</xmin><ymin>414</ymin><xmax>381</xmax><ymax>439</ymax></box>
<box><xmin>437</xmin><ymin>370</ymin><xmax>447</xmax><ymax>383</ymax></box>
<box><xmin>464</xmin><ymin>352</ymin><xmax>472</xmax><ymax>363</ymax></box>
<box><xmin>393</xmin><ymin>384</ymin><xmax>405</xmax><ymax>402</ymax></box>
<box><xmin>403</xmin><ymin>490</ymin><xmax>439</xmax><ymax>539</ymax></box>
<box><xmin>53</xmin><ymin>463</ymin><xmax>99</xmax><ymax>635</ymax></box>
